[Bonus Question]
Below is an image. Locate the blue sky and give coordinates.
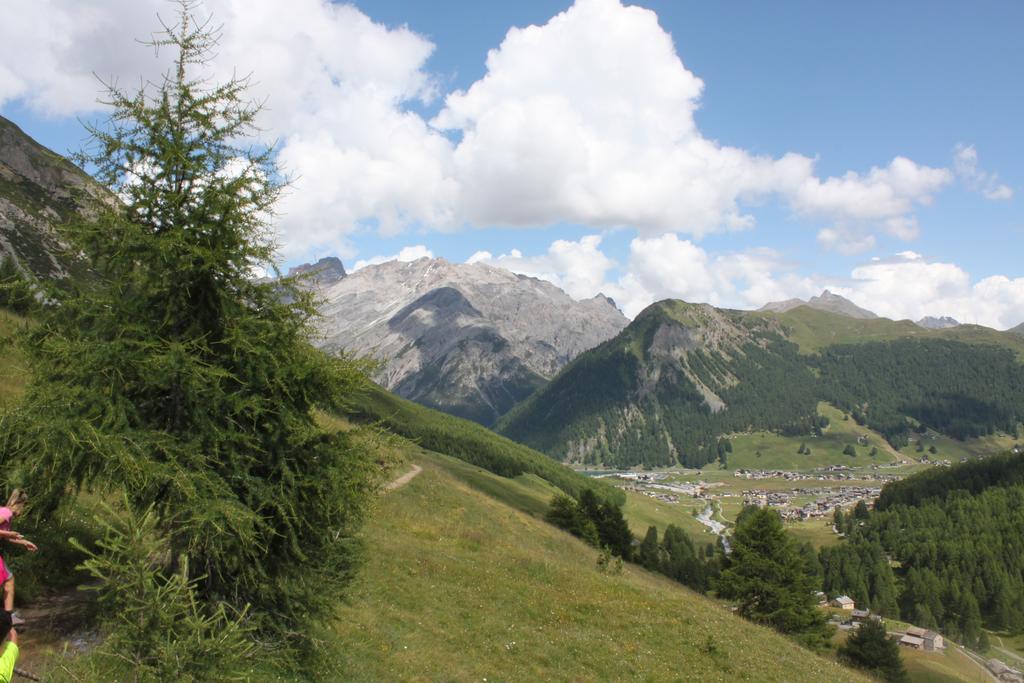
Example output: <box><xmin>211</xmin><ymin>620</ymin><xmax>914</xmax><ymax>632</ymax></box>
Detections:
<box><xmin>2</xmin><ymin>0</ymin><xmax>1022</xmax><ymax>326</ymax></box>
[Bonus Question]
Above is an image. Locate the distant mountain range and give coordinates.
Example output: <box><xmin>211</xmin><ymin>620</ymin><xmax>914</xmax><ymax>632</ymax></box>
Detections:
<box><xmin>916</xmin><ymin>315</ymin><xmax>960</xmax><ymax>329</ymax></box>
<box><xmin>759</xmin><ymin>289</ymin><xmax>878</xmax><ymax>319</ymax></box>
<box><xmin>499</xmin><ymin>300</ymin><xmax>1024</xmax><ymax>468</ymax></box>
<box><xmin>312</xmin><ymin>257</ymin><xmax>627</xmax><ymax>425</ymax></box>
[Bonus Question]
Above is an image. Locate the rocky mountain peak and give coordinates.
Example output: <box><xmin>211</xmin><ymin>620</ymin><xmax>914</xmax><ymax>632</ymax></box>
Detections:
<box><xmin>315</xmin><ymin>257</ymin><xmax>628</xmax><ymax>425</ymax></box>
<box><xmin>287</xmin><ymin>256</ymin><xmax>346</xmax><ymax>286</ymax></box>
<box><xmin>916</xmin><ymin>315</ymin><xmax>960</xmax><ymax>330</ymax></box>
<box><xmin>760</xmin><ymin>289</ymin><xmax>877</xmax><ymax>319</ymax></box>
<box><xmin>0</xmin><ymin>115</ymin><xmax>111</xmax><ymax>279</ymax></box>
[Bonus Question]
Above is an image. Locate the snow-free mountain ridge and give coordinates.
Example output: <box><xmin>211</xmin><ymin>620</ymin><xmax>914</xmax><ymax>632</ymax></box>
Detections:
<box><xmin>0</xmin><ymin>114</ymin><xmax>111</xmax><ymax>279</ymax></box>
<box><xmin>916</xmin><ymin>315</ymin><xmax>960</xmax><ymax>329</ymax></box>
<box><xmin>313</xmin><ymin>257</ymin><xmax>628</xmax><ymax>425</ymax></box>
<box><xmin>759</xmin><ymin>289</ymin><xmax>878</xmax><ymax>319</ymax></box>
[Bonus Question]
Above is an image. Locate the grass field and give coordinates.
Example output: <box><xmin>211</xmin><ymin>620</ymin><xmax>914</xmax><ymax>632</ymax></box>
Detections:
<box><xmin>769</xmin><ymin>306</ymin><xmax>1024</xmax><ymax>361</ymax></box>
<box><xmin>901</xmin><ymin>647</ymin><xmax>991</xmax><ymax>683</ymax></box>
<box><xmin>334</xmin><ymin>444</ymin><xmax>871</xmax><ymax>682</ymax></box>
<box><xmin>620</xmin><ymin>488</ymin><xmax>713</xmax><ymax>546</ymax></box>
<box><xmin>715</xmin><ymin>402</ymin><xmax>901</xmax><ymax>471</ymax></box>
<box><xmin>899</xmin><ymin>430</ymin><xmax>1019</xmax><ymax>462</ymax></box>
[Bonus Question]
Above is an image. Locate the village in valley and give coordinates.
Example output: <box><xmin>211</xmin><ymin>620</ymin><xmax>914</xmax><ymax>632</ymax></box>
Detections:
<box><xmin>583</xmin><ymin>413</ymin><xmax>1024</xmax><ymax>683</ymax></box>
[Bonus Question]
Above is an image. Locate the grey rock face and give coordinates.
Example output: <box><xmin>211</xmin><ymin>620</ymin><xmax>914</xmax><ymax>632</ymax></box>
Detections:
<box><xmin>0</xmin><ymin>115</ymin><xmax>111</xmax><ymax>279</ymax></box>
<box><xmin>287</xmin><ymin>256</ymin><xmax>346</xmax><ymax>286</ymax></box>
<box><xmin>916</xmin><ymin>316</ymin><xmax>960</xmax><ymax>329</ymax></box>
<box><xmin>760</xmin><ymin>289</ymin><xmax>877</xmax><ymax>319</ymax></box>
<box><xmin>315</xmin><ymin>257</ymin><xmax>628</xmax><ymax>425</ymax></box>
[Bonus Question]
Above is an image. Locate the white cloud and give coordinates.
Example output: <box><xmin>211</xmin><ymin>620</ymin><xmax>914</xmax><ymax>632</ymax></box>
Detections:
<box><xmin>352</xmin><ymin>244</ymin><xmax>433</xmax><ymax>271</ymax></box>
<box><xmin>466</xmin><ymin>235</ymin><xmax>615</xmax><ymax>300</ymax></box>
<box><xmin>433</xmin><ymin>0</ymin><xmax>950</xmax><ymax>245</ymax></box>
<box><xmin>829</xmin><ymin>254</ymin><xmax>1024</xmax><ymax>329</ymax></box>
<box><xmin>954</xmin><ymin>144</ymin><xmax>1014</xmax><ymax>201</ymax></box>
<box><xmin>817</xmin><ymin>228</ymin><xmax>877</xmax><ymax>255</ymax></box>
<box><xmin>1</xmin><ymin>0</ymin><xmax>458</xmax><ymax>262</ymax></box>
<box><xmin>478</xmin><ymin>235</ymin><xmax>1024</xmax><ymax>329</ymax></box>
<box><xmin>3</xmin><ymin>0</ymin><xmax>965</xmax><ymax>264</ymax></box>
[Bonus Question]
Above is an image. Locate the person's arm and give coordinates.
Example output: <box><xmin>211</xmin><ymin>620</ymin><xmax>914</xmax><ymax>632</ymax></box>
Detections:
<box><xmin>0</xmin><ymin>531</ymin><xmax>19</xmax><ymax>541</ymax></box>
<box><xmin>6</xmin><ymin>538</ymin><xmax>36</xmax><ymax>552</ymax></box>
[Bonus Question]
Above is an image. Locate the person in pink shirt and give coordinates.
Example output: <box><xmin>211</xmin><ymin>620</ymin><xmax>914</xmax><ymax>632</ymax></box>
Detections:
<box><xmin>0</xmin><ymin>491</ymin><xmax>36</xmax><ymax>626</ymax></box>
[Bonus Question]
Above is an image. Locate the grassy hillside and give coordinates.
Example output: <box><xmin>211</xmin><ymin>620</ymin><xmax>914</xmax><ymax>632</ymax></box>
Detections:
<box><xmin>346</xmin><ymin>381</ymin><xmax>624</xmax><ymax>504</ymax></box>
<box><xmin>0</xmin><ymin>309</ymin><xmax>29</xmax><ymax>407</ymax></box>
<box><xmin>721</xmin><ymin>403</ymin><xmax>901</xmax><ymax>470</ymax></box>
<box><xmin>772</xmin><ymin>306</ymin><xmax>1024</xmax><ymax>359</ymax></box>
<box><xmin>333</xmin><ymin>445</ymin><xmax>870</xmax><ymax>682</ymax></box>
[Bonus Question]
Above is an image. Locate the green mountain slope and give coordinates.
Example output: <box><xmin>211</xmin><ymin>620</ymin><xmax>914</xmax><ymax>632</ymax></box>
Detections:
<box><xmin>346</xmin><ymin>380</ymin><xmax>625</xmax><ymax>504</ymax></box>
<box><xmin>772</xmin><ymin>306</ymin><xmax>1024</xmax><ymax>359</ymax></box>
<box><xmin>333</xmin><ymin>445</ymin><xmax>869</xmax><ymax>682</ymax></box>
<box><xmin>499</xmin><ymin>300</ymin><xmax>1024</xmax><ymax>469</ymax></box>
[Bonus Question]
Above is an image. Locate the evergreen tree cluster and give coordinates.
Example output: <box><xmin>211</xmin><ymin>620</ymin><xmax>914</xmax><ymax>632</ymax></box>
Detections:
<box><xmin>820</xmin><ymin>454</ymin><xmax>1024</xmax><ymax>648</ymax></box>
<box><xmin>545</xmin><ymin>489</ymin><xmax>634</xmax><ymax>560</ymax></box>
<box><xmin>816</xmin><ymin>339</ymin><xmax>1024</xmax><ymax>446</ymax></box>
<box><xmin>638</xmin><ymin>524</ymin><xmax>720</xmax><ymax>593</ymax></box>
<box><xmin>546</xmin><ymin>494</ymin><xmax>723</xmax><ymax>593</ymax></box>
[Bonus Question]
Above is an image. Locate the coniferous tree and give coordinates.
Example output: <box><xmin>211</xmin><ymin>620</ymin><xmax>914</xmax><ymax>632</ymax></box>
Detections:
<box><xmin>639</xmin><ymin>526</ymin><xmax>660</xmax><ymax>571</ymax></box>
<box><xmin>2</xmin><ymin>2</ymin><xmax>375</xmax><ymax>658</ymax></box>
<box><xmin>838</xmin><ymin>619</ymin><xmax>908</xmax><ymax>683</ymax></box>
<box><xmin>716</xmin><ymin>507</ymin><xmax>831</xmax><ymax>647</ymax></box>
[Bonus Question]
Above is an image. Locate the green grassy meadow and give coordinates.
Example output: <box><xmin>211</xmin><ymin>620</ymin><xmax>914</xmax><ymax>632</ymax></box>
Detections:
<box><xmin>333</xmin><ymin>444</ymin><xmax>870</xmax><ymax>682</ymax></box>
<box><xmin>620</xmin><ymin>487</ymin><xmax>712</xmax><ymax>545</ymax></box>
<box><xmin>771</xmin><ymin>307</ymin><xmax>1024</xmax><ymax>360</ymax></box>
<box><xmin>716</xmin><ymin>402</ymin><xmax>900</xmax><ymax>471</ymax></box>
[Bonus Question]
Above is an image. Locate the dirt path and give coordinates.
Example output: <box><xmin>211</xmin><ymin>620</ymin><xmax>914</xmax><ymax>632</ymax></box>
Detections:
<box><xmin>13</xmin><ymin>588</ymin><xmax>95</xmax><ymax>680</ymax></box>
<box><xmin>383</xmin><ymin>464</ymin><xmax>422</xmax><ymax>493</ymax></box>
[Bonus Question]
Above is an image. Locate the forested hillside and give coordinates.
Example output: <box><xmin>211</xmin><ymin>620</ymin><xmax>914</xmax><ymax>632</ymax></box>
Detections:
<box><xmin>821</xmin><ymin>453</ymin><xmax>1024</xmax><ymax>648</ymax></box>
<box><xmin>816</xmin><ymin>339</ymin><xmax>1024</xmax><ymax>447</ymax></box>
<box><xmin>501</xmin><ymin>300</ymin><xmax>1024</xmax><ymax>469</ymax></box>
<box><xmin>500</xmin><ymin>300</ymin><xmax>821</xmax><ymax>468</ymax></box>
<box><xmin>346</xmin><ymin>381</ymin><xmax>625</xmax><ymax>504</ymax></box>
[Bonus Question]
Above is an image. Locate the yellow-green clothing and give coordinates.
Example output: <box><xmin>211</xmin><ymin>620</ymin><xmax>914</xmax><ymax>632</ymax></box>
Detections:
<box><xmin>0</xmin><ymin>641</ymin><xmax>17</xmax><ymax>683</ymax></box>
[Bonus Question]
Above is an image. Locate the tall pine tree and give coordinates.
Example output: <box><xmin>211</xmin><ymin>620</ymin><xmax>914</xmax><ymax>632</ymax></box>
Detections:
<box><xmin>2</xmin><ymin>0</ymin><xmax>375</xmax><ymax>656</ymax></box>
<box><xmin>716</xmin><ymin>507</ymin><xmax>831</xmax><ymax>648</ymax></box>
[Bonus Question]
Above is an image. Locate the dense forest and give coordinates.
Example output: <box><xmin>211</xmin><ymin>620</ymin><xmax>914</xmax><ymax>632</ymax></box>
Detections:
<box><xmin>502</xmin><ymin>310</ymin><xmax>1024</xmax><ymax>468</ymax></box>
<box><xmin>821</xmin><ymin>454</ymin><xmax>1024</xmax><ymax>648</ymax></box>
<box><xmin>816</xmin><ymin>339</ymin><xmax>1024</xmax><ymax>447</ymax></box>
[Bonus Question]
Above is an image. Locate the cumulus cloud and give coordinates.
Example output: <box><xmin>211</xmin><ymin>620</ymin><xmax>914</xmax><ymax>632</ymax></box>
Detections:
<box><xmin>352</xmin><ymin>244</ymin><xmax>433</xmax><ymax>272</ymax></box>
<box><xmin>829</xmin><ymin>253</ymin><xmax>1024</xmax><ymax>329</ymax></box>
<box><xmin>1</xmin><ymin>0</ymin><xmax>457</xmax><ymax>262</ymax></box>
<box><xmin>0</xmin><ymin>0</ymin><xmax>969</xmax><ymax>262</ymax></box>
<box><xmin>482</xmin><ymin>236</ymin><xmax>1023</xmax><ymax>329</ymax></box>
<box><xmin>466</xmin><ymin>234</ymin><xmax>614</xmax><ymax>299</ymax></box>
<box><xmin>953</xmin><ymin>144</ymin><xmax>1014</xmax><ymax>200</ymax></box>
<box><xmin>433</xmin><ymin>0</ymin><xmax>949</xmax><ymax>244</ymax></box>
